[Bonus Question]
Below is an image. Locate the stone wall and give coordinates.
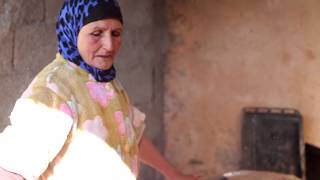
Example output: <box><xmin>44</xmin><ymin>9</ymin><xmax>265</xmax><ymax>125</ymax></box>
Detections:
<box><xmin>0</xmin><ymin>0</ymin><xmax>62</xmax><ymax>130</ymax></box>
<box><xmin>165</xmin><ymin>0</ymin><xmax>320</xmax><ymax>179</ymax></box>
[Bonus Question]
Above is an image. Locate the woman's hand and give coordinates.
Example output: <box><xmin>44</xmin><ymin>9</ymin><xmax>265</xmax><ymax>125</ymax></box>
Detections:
<box><xmin>139</xmin><ymin>137</ymin><xmax>202</xmax><ymax>180</ymax></box>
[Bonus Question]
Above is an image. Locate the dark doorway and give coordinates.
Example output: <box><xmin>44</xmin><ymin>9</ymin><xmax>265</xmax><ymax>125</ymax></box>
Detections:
<box><xmin>306</xmin><ymin>144</ymin><xmax>320</xmax><ymax>180</ymax></box>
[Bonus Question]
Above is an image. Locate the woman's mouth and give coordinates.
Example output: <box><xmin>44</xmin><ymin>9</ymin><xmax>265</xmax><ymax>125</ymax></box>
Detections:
<box><xmin>96</xmin><ymin>54</ymin><xmax>113</xmax><ymax>59</ymax></box>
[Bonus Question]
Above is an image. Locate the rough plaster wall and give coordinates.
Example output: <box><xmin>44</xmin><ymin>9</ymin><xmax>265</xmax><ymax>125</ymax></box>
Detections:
<box><xmin>165</xmin><ymin>0</ymin><xmax>320</xmax><ymax>179</ymax></box>
<box><xmin>0</xmin><ymin>0</ymin><xmax>166</xmax><ymax>179</ymax></box>
<box><xmin>0</xmin><ymin>0</ymin><xmax>61</xmax><ymax>130</ymax></box>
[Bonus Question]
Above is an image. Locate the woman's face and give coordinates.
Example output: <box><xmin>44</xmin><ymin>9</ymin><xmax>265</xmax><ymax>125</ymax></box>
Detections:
<box><xmin>77</xmin><ymin>19</ymin><xmax>123</xmax><ymax>70</ymax></box>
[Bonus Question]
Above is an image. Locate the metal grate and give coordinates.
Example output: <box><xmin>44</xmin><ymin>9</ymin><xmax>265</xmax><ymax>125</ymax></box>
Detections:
<box><xmin>241</xmin><ymin>107</ymin><xmax>304</xmax><ymax>179</ymax></box>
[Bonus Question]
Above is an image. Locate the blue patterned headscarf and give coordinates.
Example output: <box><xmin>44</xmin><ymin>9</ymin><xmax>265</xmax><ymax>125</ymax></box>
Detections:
<box><xmin>56</xmin><ymin>0</ymin><xmax>123</xmax><ymax>82</ymax></box>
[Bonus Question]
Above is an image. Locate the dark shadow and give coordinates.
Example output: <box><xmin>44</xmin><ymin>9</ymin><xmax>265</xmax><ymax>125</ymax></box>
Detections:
<box><xmin>306</xmin><ymin>144</ymin><xmax>320</xmax><ymax>180</ymax></box>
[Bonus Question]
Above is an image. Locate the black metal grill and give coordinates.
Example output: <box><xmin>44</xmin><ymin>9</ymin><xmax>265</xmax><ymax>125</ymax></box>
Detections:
<box><xmin>240</xmin><ymin>107</ymin><xmax>304</xmax><ymax>178</ymax></box>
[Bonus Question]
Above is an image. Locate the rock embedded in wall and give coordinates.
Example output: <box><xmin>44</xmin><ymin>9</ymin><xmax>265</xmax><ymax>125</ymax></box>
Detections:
<box><xmin>18</xmin><ymin>0</ymin><xmax>44</xmax><ymax>25</ymax></box>
<box><xmin>0</xmin><ymin>32</ymin><xmax>14</xmax><ymax>75</ymax></box>
<box><xmin>14</xmin><ymin>23</ymin><xmax>57</xmax><ymax>75</ymax></box>
<box><xmin>0</xmin><ymin>0</ymin><xmax>53</xmax><ymax>130</ymax></box>
<box><xmin>0</xmin><ymin>72</ymin><xmax>34</xmax><ymax>131</ymax></box>
<box><xmin>45</xmin><ymin>0</ymin><xmax>65</xmax><ymax>23</ymax></box>
<box><xmin>0</xmin><ymin>1</ymin><xmax>12</xmax><ymax>37</ymax></box>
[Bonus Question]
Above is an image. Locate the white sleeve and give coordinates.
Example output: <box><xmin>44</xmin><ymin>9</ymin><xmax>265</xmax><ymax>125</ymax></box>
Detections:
<box><xmin>0</xmin><ymin>98</ymin><xmax>73</xmax><ymax>180</ymax></box>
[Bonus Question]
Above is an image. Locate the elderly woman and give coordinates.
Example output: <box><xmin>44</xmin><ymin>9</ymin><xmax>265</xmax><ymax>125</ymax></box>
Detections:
<box><xmin>0</xmin><ymin>0</ymin><xmax>199</xmax><ymax>180</ymax></box>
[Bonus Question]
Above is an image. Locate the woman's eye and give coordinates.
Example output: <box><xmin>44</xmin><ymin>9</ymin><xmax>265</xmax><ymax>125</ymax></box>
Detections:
<box><xmin>112</xmin><ymin>31</ymin><xmax>121</xmax><ymax>37</ymax></box>
<box><xmin>90</xmin><ymin>31</ymin><xmax>101</xmax><ymax>37</ymax></box>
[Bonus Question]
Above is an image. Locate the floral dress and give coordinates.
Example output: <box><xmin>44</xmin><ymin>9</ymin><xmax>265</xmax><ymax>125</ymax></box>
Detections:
<box><xmin>0</xmin><ymin>54</ymin><xmax>145</xmax><ymax>180</ymax></box>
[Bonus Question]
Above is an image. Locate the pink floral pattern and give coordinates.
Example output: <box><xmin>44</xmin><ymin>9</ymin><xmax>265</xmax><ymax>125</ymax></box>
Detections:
<box><xmin>47</xmin><ymin>82</ymin><xmax>59</xmax><ymax>94</ymax></box>
<box><xmin>114</xmin><ymin>111</ymin><xmax>126</xmax><ymax>135</ymax></box>
<box><xmin>21</xmin><ymin>86</ymin><xmax>33</xmax><ymax>98</ymax></box>
<box><xmin>86</xmin><ymin>82</ymin><xmax>115</xmax><ymax>107</ymax></box>
<box><xmin>16</xmin><ymin>55</ymin><xmax>146</xmax><ymax>178</ymax></box>
<box><xmin>60</xmin><ymin>103</ymin><xmax>73</xmax><ymax>118</ymax></box>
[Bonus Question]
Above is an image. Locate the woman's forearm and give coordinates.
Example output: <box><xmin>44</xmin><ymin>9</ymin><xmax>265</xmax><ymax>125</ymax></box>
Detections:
<box><xmin>0</xmin><ymin>167</ymin><xmax>24</xmax><ymax>180</ymax></box>
<box><xmin>138</xmin><ymin>136</ymin><xmax>178</xmax><ymax>178</ymax></box>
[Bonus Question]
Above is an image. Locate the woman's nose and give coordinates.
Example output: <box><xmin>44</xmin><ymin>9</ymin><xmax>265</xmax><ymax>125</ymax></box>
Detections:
<box><xmin>102</xmin><ymin>34</ymin><xmax>114</xmax><ymax>51</ymax></box>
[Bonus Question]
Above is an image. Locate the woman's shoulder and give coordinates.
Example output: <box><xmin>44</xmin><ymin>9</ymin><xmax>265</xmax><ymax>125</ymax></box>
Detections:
<box><xmin>21</xmin><ymin>54</ymin><xmax>89</xmax><ymax>102</ymax></box>
<box><xmin>38</xmin><ymin>54</ymin><xmax>87</xmax><ymax>81</ymax></box>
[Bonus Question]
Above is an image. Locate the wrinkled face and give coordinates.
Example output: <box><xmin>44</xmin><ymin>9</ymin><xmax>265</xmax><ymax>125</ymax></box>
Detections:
<box><xmin>77</xmin><ymin>19</ymin><xmax>123</xmax><ymax>70</ymax></box>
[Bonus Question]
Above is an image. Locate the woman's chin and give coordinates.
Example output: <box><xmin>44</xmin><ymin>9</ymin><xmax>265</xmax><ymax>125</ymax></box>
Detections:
<box><xmin>98</xmin><ymin>64</ymin><xmax>113</xmax><ymax>70</ymax></box>
<box><xmin>92</xmin><ymin>61</ymin><xmax>114</xmax><ymax>70</ymax></box>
